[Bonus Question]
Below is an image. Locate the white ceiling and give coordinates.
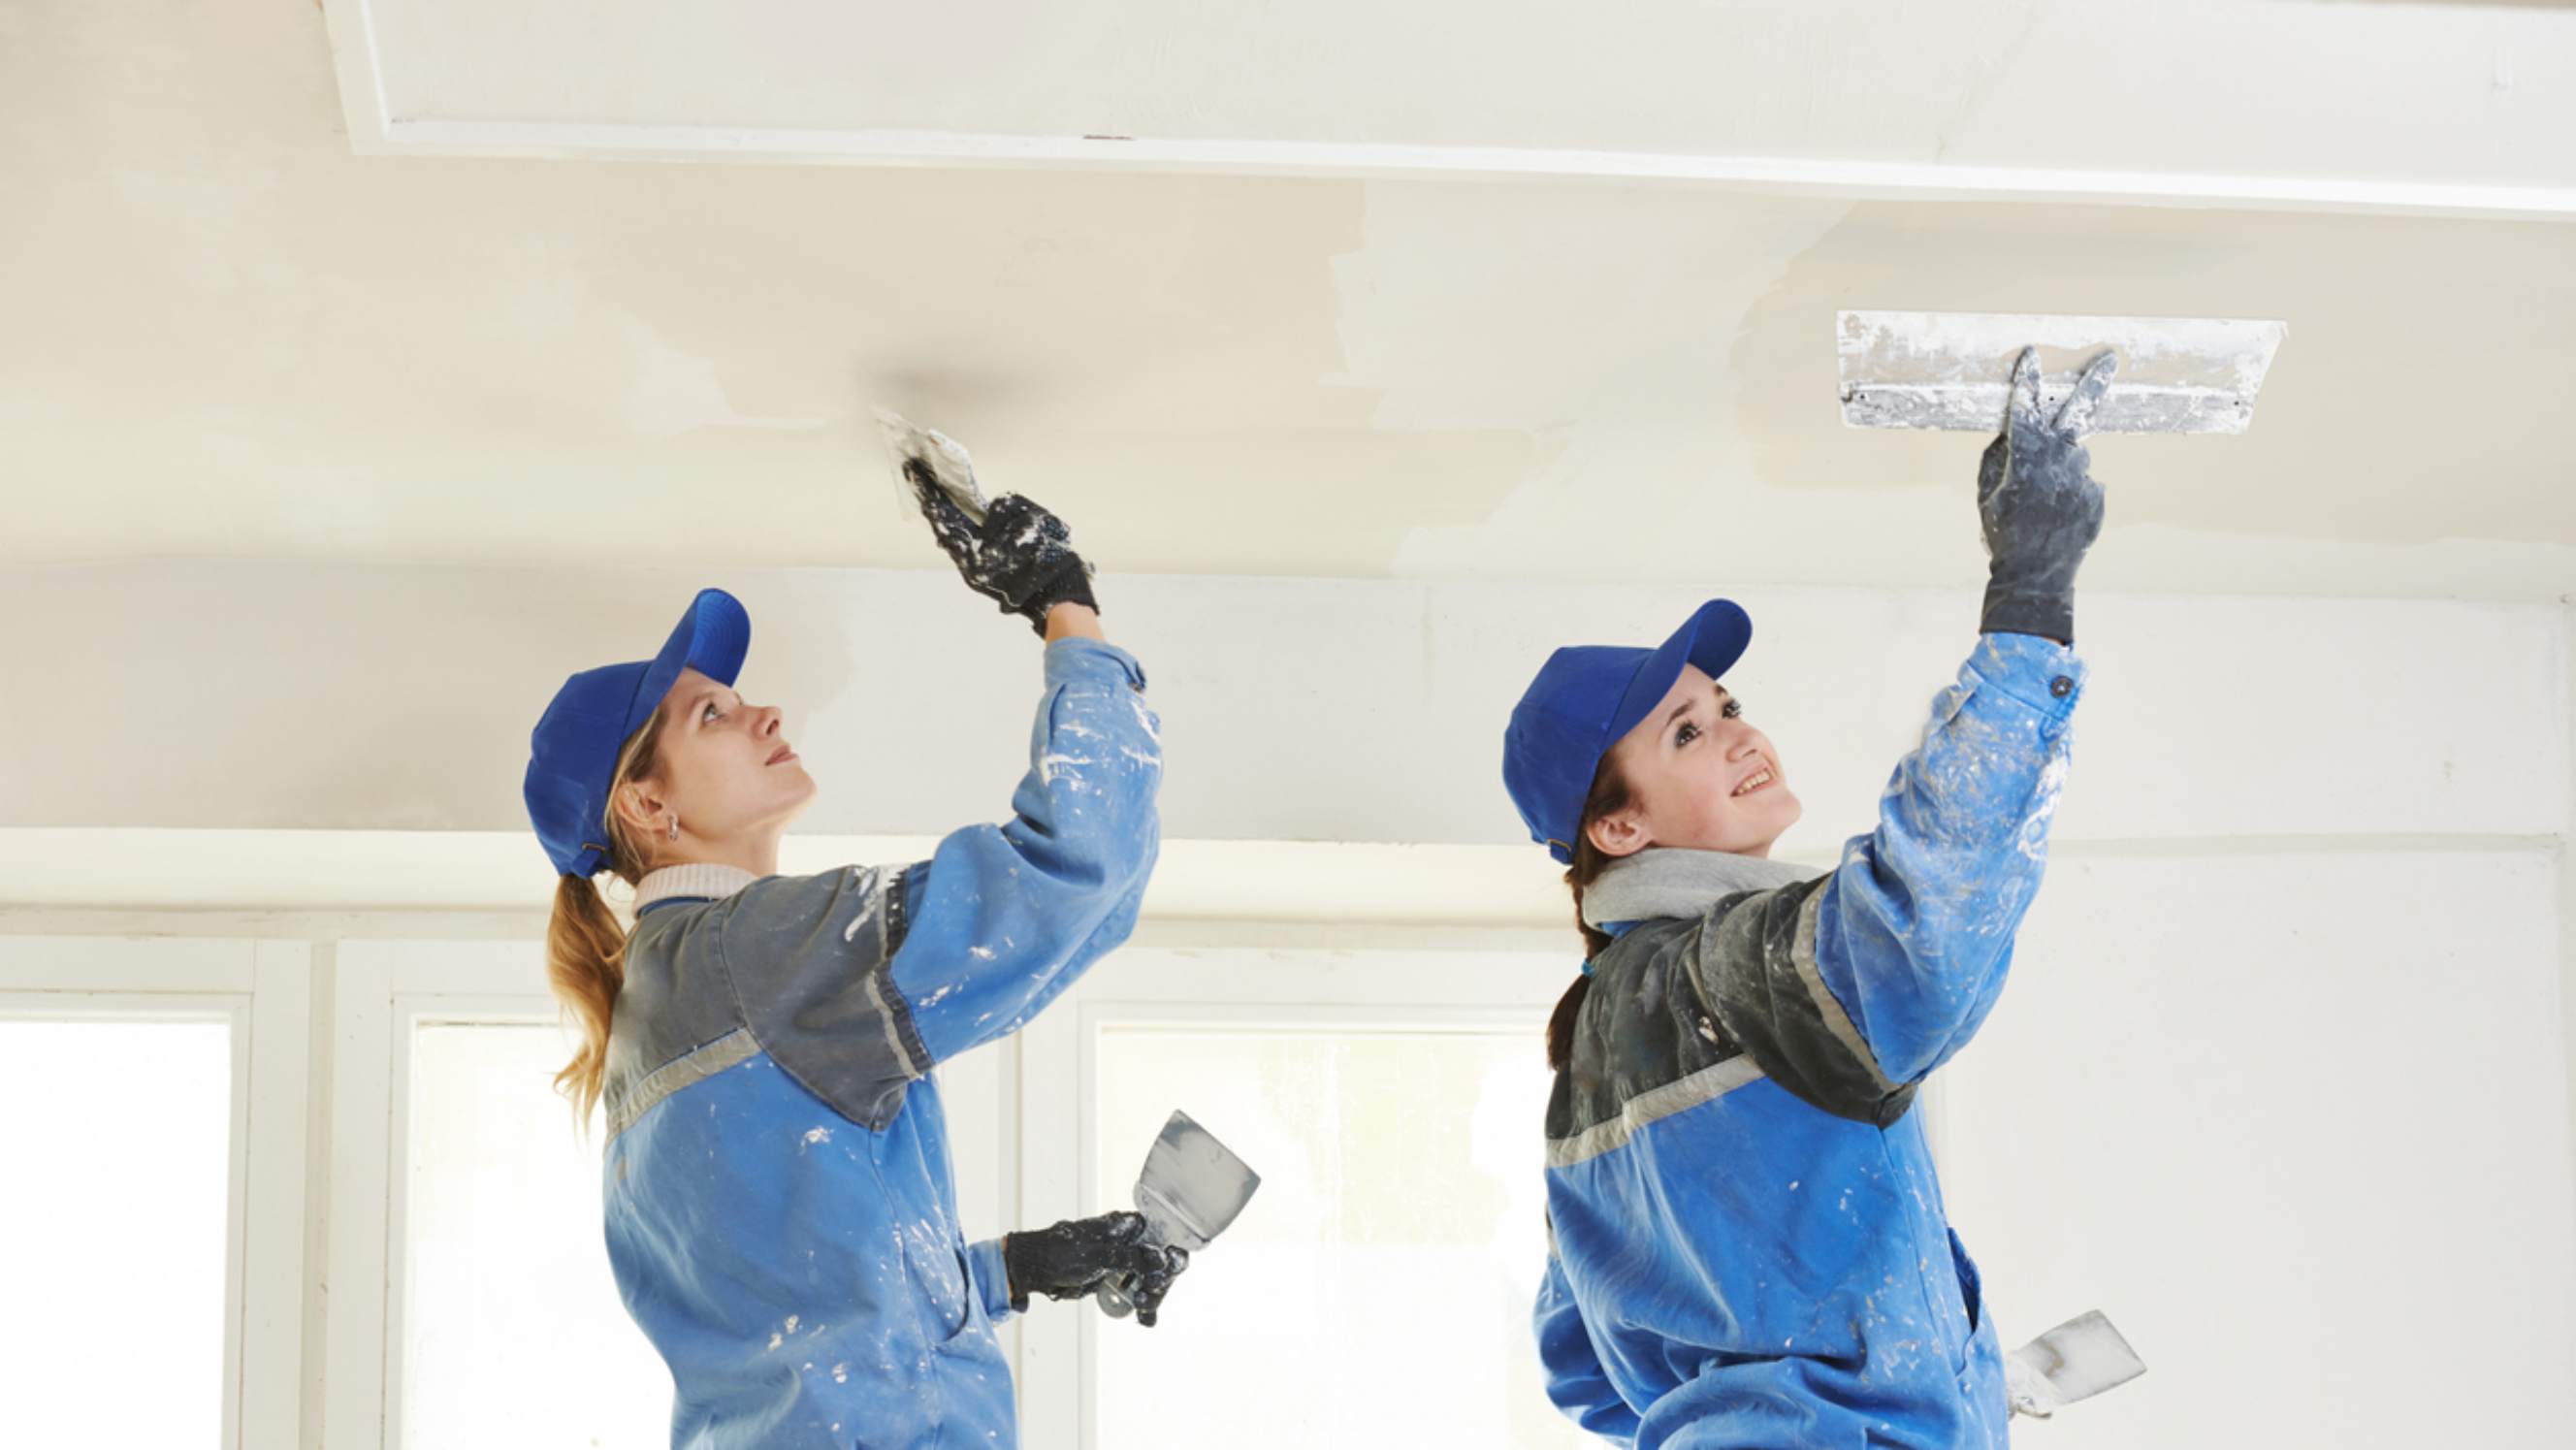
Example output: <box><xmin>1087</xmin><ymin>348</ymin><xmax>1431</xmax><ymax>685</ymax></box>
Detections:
<box><xmin>338</xmin><ymin>0</ymin><xmax>2576</xmax><ymax>214</ymax></box>
<box><xmin>6</xmin><ymin>0</ymin><xmax>2576</xmax><ymax>599</ymax></box>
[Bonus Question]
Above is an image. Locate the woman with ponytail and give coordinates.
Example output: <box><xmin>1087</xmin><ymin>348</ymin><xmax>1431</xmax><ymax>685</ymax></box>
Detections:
<box><xmin>1505</xmin><ymin>352</ymin><xmax>2114</xmax><ymax>1448</ymax></box>
<box><xmin>523</xmin><ymin>422</ymin><xmax>1182</xmax><ymax>1450</ymax></box>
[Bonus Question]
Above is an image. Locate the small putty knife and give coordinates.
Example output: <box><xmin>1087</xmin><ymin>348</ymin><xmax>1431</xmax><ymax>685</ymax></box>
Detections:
<box><xmin>1096</xmin><ymin>1110</ymin><xmax>1262</xmax><ymax>1319</ymax></box>
<box><xmin>2004</xmin><ymin>1309</ymin><xmax>2147</xmax><ymax>1419</ymax></box>
<box><xmin>874</xmin><ymin>406</ymin><xmax>991</xmax><ymax>524</ymax></box>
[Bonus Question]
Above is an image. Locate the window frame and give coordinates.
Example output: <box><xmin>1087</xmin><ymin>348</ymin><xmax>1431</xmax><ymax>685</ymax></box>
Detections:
<box><xmin>319</xmin><ymin>936</ymin><xmax>1014</xmax><ymax>1450</ymax></box>
<box><xmin>323</xmin><ymin>941</ymin><xmax>570</xmax><ymax>1449</ymax></box>
<box><xmin>0</xmin><ymin>936</ymin><xmax>312</xmax><ymax>1450</ymax></box>
<box><xmin>0</xmin><ymin>918</ymin><xmax>1943</xmax><ymax>1450</ymax></box>
<box><xmin>1011</xmin><ymin>942</ymin><xmax>1573</xmax><ymax>1449</ymax></box>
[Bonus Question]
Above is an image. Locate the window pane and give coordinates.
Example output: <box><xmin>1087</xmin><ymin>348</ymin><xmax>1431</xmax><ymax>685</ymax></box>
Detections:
<box><xmin>0</xmin><ymin>1018</ymin><xmax>232</xmax><ymax>1449</ymax></box>
<box><xmin>1094</xmin><ymin>1024</ymin><xmax>1594</xmax><ymax>1449</ymax></box>
<box><xmin>404</xmin><ymin>1023</ymin><xmax>670</xmax><ymax>1450</ymax></box>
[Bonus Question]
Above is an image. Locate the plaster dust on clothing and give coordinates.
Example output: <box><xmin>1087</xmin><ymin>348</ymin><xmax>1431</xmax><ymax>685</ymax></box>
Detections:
<box><xmin>1037</xmin><ymin>753</ymin><xmax>1097</xmax><ymax>787</ymax></box>
<box><xmin>840</xmin><ymin>886</ymin><xmax>881</xmax><ymax>944</ymax></box>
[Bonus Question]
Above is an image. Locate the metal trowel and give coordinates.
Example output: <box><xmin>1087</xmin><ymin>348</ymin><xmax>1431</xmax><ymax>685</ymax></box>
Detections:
<box><xmin>2005</xmin><ymin>1309</ymin><xmax>2147</xmax><ymax>1419</ymax></box>
<box><xmin>1838</xmin><ymin>310</ymin><xmax>2285</xmax><ymax>435</ymax></box>
<box><xmin>875</xmin><ymin>407</ymin><xmax>991</xmax><ymax>524</ymax></box>
<box><xmin>1095</xmin><ymin>1110</ymin><xmax>1262</xmax><ymax>1319</ymax></box>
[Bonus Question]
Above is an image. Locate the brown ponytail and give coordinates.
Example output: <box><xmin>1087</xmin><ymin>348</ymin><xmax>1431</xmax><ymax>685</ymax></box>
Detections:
<box><xmin>544</xmin><ymin>708</ymin><xmax>674</xmax><ymax>1125</ymax></box>
<box><xmin>1547</xmin><ymin>753</ymin><xmax>1636</xmax><ymax>1073</ymax></box>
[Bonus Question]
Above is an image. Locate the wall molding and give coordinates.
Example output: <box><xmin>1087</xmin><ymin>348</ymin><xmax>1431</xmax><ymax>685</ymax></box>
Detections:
<box><xmin>2</xmin><ymin>827</ymin><xmax>2559</xmax><ymax>930</ymax></box>
<box><xmin>360</xmin><ymin>119</ymin><xmax>2576</xmax><ymax>222</ymax></box>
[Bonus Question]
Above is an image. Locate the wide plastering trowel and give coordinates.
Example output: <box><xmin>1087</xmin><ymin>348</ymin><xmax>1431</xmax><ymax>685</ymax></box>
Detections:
<box><xmin>2004</xmin><ymin>1309</ymin><xmax>2147</xmax><ymax>1420</ymax></box>
<box><xmin>1838</xmin><ymin>310</ymin><xmax>2285</xmax><ymax>435</ymax></box>
<box><xmin>1095</xmin><ymin>1111</ymin><xmax>1262</xmax><ymax>1319</ymax></box>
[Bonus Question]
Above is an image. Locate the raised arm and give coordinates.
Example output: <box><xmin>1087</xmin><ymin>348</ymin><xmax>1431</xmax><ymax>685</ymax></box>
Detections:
<box><xmin>891</xmin><ymin>626</ymin><xmax>1161</xmax><ymax>1062</ymax></box>
<box><xmin>1678</xmin><ymin>350</ymin><xmax>2109</xmax><ymax>1122</ymax></box>
<box><xmin>876</xmin><ymin>416</ymin><xmax>1162</xmax><ymax>1064</ymax></box>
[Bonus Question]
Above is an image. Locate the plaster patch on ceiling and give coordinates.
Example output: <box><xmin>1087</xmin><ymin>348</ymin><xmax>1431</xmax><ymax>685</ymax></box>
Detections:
<box><xmin>9</xmin><ymin>0</ymin><xmax>2576</xmax><ymax>601</ymax></box>
<box><xmin>1361</xmin><ymin>183</ymin><xmax>1858</xmax><ymax>577</ymax></box>
<box><xmin>616</xmin><ymin>316</ymin><xmax>828</xmax><ymax>439</ymax></box>
<box><xmin>1725</xmin><ymin>200</ymin><xmax>2576</xmax><ymax>573</ymax></box>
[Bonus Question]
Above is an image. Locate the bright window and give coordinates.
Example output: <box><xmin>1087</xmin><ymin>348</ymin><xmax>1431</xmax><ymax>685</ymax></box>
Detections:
<box><xmin>1091</xmin><ymin>1022</ymin><xmax>1593</xmax><ymax>1449</ymax></box>
<box><xmin>402</xmin><ymin>1021</ymin><xmax>671</xmax><ymax>1450</ymax></box>
<box><xmin>0</xmin><ymin>1018</ymin><xmax>234</xmax><ymax>1450</ymax></box>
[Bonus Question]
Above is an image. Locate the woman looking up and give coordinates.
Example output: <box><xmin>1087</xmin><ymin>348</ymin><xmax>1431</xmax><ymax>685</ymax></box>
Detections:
<box><xmin>523</xmin><ymin>424</ymin><xmax>1180</xmax><ymax>1450</ymax></box>
<box><xmin>1510</xmin><ymin>351</ymin><xmax>2113</xmax><ymax>1448</ymax></box>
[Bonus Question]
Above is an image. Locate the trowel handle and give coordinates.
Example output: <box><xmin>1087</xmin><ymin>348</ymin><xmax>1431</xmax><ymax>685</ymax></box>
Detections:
<box><xmin>1094</xmin><ymin>1274</ymin><xmax>1139</xmax><ymax>1319</ymax></box>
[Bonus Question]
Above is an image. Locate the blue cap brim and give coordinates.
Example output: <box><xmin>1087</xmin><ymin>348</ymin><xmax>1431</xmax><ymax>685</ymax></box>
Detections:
<box><xmin>623</xmin><ymin>588</ymin><xmax>752</xmax><ymax>741</ymax></box>
<box><xmin>1603</xmin><ymin>599</ymin><xmax>1753</xmax><ymax>751</ymax></box>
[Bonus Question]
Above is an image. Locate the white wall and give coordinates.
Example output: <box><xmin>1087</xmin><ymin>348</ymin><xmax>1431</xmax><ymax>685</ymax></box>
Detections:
<box><xmin>4</xmin><ymin>561</ymin><xmax>2572</xmax><ymax>1445</ymax></box>
<box><xmin>1947</xmin><ymin>848</ymin><xmax>2575</xmax><ymax>1447</ymax></box>
<box><xmin>5</xmin><ymin>561</ymin><xmax>2561</xmax><ymax>849</ymax></box>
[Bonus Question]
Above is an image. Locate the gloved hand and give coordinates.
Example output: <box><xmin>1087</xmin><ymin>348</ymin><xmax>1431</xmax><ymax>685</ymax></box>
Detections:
<box><xmin>894</xmin><ymin>423</ymin><xmax>1099</xmax><ymax>635</ymax></box>
<box><xmin>1976</xmin><ymin>347</ymin><xmax>2113</xmax><ymax>645</ymax></box>
<box><xmin>1003</xmin><ymin>1210</ymin><xmax>1190</xmax><ymax>1326</ymax></box>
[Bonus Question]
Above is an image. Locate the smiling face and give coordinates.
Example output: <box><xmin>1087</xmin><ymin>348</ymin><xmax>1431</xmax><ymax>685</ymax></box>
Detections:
<box><xmin>610</xmin><ymin>666</ymin><xmax>816</xmax><ymax>868</ymax></box>
<box><xmin>1584</xmin><ymin>664</ymin><xmax>1802</xmax><ymax>860</ymax></box>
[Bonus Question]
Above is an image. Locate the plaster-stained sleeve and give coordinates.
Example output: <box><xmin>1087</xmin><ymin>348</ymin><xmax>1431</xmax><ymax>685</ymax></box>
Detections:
<box><xmin>892</xmin><ymin>637</ymin><xmax>1163</xmax><ymax>1064</ymax></box>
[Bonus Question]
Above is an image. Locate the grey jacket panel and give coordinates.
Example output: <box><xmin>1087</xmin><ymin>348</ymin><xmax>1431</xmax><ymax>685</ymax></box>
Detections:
<box><xmin>1550</xmin><ymin>850</ymin><xmax>1913</xmax><ymax>1147</ymax></box>
<box><xmin>716</xmin><ymin>866</ymin><xmax>929</xmax><ymax>1132</ymax></box>
<box><xmin>603</xmin><ymin>903</ymin><xmax>750</xmax><ymax>1134</ymax></box>
<box><xmin>604</xmin><ymin>864</ymin><xmax>929</xmax><ymax>1138</ymax></box>
<box><xmin>1695</xmin><ymin>877</ymin><xmax>1915</xmax><ymax>1127</ymax></box>
<box><xmin>1546</xmin><ymin>912</ymin><xmax>1758</xmax><ymax>1154</ymax></box>
<box><xmin>603</xmin><ymin>1028</ymin><xmax>759</xmax><ymax>1140</ymax></box>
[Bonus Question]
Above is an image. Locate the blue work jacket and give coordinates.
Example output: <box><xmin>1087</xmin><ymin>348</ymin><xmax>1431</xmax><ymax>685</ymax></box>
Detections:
<box><xmin>1539</xmin><ymin>633</ymin><xmax>2086</xmax><ymax>1448</ymax></box>
<box><xmin>598</xmin><ymin>638</ymin><xmax>1160</xmax><ymax>1449</ymax></box>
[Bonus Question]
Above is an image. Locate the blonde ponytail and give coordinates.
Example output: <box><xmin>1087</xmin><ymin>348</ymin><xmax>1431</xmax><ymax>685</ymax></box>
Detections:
<box><xmin>544</xmin><ymin>708</ymin><xmax>673</xmax><ymax>1125</ymax></box>
<box><xmin>547</xmin><ymin>873</ymin><xmax>629</xmax><ymax>1122</ymax></box>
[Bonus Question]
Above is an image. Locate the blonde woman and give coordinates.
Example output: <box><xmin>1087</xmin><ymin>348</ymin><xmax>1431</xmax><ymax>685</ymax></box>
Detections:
<box><xmin>524</xmin><ymin>432</ymin><xmax>1179</xmax><ymax>1449</ymax></box>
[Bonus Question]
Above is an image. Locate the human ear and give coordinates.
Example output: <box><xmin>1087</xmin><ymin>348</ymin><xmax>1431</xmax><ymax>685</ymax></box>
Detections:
<box><xmin>1585</xmin><ymin>807</ymin><xmax>1653</xmax><ymax>859</ymax></box>
<box><xmin>611</xmin><ymin>779</ymin><xmax>667</xmax><ymax>838</ymax></box>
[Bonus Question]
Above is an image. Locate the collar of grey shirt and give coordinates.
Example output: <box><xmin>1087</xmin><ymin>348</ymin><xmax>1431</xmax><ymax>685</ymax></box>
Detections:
<box><xmin>1579</xmin><ymin>847</ymin><xmax>1828</xmax><ymax>929</ymax></box>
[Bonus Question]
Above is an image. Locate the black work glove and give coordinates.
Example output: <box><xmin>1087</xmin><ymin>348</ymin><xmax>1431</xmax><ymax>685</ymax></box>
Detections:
<box><xmin>897</xmin><ymin>430</ymin><xmax>1100</xmax><ymax>636</ymax></box>
<box><xmin>1003</xmin><ymin>1210</ymin><xmax>1190</xmax><ymax>1326</ymax></box>
<box><xmin>1976</xmin><ymin>347</ymin><xmax>2113</xmax><ymax>646</ymax></box>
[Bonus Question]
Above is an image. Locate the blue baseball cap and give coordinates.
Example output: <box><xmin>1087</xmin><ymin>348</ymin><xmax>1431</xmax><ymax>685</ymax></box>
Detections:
<box><xmin>1502</xmin><ymin>599</ymin><xmax>1753</xmax><ymax>863</ymax></box>
<box><xmin>523</xmin><ymin>588</ymin><xmax>752</xmax><ymax>878</ymax></box>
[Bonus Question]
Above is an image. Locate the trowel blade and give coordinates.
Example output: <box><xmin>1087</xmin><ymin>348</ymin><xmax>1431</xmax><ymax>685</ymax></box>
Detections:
<box><xmin>1131</xmin><ymin>1110</ymin><xmax>1260</xmax><ymax>1252</ymax></box>
<box><xmin>874</xmin><ymin>406</ymin><xmax>991</xmax><ymax>524</ymax></box>
<box><xmin>2007</xmin><ymin>1309</ymin><xmax>2146</xmax><ymax>1417</ymax></box>
<box><xmin>1838</xmin><ymin>310</ymin><xmax>2285</xmax><ymax>435</ymax></box>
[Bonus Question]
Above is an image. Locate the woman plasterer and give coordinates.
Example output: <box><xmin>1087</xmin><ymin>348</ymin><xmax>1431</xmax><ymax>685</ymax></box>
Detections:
<box><xmin>523</xmin><ymin>423</ymin><xmax>1179</xmax><ymax>1449</ymax></box>
<box><xmin>1510</xmin><ymin>351</ymin><xmax>2114</xmax><ymax>1447</ymax></box>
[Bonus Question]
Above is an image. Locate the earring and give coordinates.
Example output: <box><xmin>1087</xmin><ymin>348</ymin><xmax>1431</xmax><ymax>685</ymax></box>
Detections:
<box><xmin>667</xmin><ymin>817</ymin><xmax>680</xmax><ymax>842</ymax></box>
